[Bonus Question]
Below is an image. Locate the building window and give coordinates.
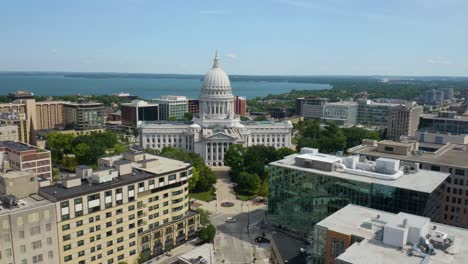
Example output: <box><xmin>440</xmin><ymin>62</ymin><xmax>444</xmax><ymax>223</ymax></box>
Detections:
<box><xmin>331</xmin><ymin>238</ymin><xmax>345</xmax><ymax>257</ymax></box>
<box><xmin>431</xmin><ymin>165</ymin><xmax>441</xmax><ymax>171</ymax></box>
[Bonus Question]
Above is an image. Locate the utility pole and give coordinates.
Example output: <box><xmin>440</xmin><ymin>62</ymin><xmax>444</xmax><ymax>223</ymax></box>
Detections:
<box><xmin>247</xmin><ymin>204</ymin><xmax>250</xmax><ymax>235</ymax></box>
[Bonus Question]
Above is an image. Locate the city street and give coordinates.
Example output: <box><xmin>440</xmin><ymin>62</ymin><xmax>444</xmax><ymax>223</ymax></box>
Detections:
<box><xmin>200</xmin><ymin>167</ymin><xmax>270</xmax><ymax>264</ymax></box>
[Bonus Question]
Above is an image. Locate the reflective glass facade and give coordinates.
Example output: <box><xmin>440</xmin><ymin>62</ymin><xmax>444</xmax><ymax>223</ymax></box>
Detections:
<box><xmin>268</xmin><ymin>166</ymin><xmax>442</xmax><ymax>236</ymax></box>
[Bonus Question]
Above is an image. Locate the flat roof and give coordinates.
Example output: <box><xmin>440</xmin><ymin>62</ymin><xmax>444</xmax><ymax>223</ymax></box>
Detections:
<box><xmin>349</xmin><ymin>141</ymin><xmax>468</xmax><ymax>169</ymax></box>
<box><xmin>324</xmin><ymin>205</ymin><xmax>468</xmax><ymax>264</ymax></box>
<box><xmin>0</xmin><ymin>141</ymin><xmax>39</xmax><ymax>151</ymax></box>
<box><xmin>270</xmin><ymin>153</ymin><xmax>449</xmax><ymax>193</ymax></box>
<box><xmin>0</xmin><ymin>194</ymin><xmax>53</xmax><ymax>216</ymax></box>
<box><xmin>40</xmin><ymin>154</ymin><xmax>191</xmax><ymax>201</ymax></box>
<box><xmin>177</xmin><ymin>238</ymin><xmax>214</xmax><ymax>264</ymax></box>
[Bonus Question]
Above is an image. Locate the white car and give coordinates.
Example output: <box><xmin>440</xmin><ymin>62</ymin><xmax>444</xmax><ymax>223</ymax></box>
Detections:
<box><xmin>18</xmin><ymin>200</ymin><xmax>27</xmax><ymax>206</ymax></box>
<box><xmin>226</xmin><ymin>217</ymin><xmax>237</xmax><ymax>223</ymax></box>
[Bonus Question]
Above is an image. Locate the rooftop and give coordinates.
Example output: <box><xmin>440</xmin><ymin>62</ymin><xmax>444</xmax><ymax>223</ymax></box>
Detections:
<box><xmin>270</xmin><ymin>149</ymin><xmax>449</xmax><ymax>193</ymax></box>
<box><xmin>0</xmin><ymin>194</ymin><xmax>52</xmax><ymax>216</ymax></box>
<box><xmin>348</xmin><ymin>140</ymin><xmax>468</xmax><ymax>169</ymax></box>
<box><xmin>176</xmin><ymin>240</ymin><xmax>214</xmax><ymax>264</ymax></box>
<box><xmin>0</xmin><ymin>141</ymin><xmax>39</xmax><ymax>151</ymax></box>
<box><xmin>422</xmin><ymin>113</ymin><xmax>468</xmax><ymax>121</ymax></box>
<box><xmin>318</xmin><ymin>204</ymin><xmax>468</xmax><ymax>264</ymax></box>
<box><xmin>40</xmin><ymin>153</ymin><xmax>191</xmax><ymax>201</ymax></box>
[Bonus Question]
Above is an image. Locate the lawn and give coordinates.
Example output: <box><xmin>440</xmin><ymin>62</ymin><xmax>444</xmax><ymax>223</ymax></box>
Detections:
<box><xmin>236</xmin><ymin>192</ymin><xmax>257</xmax><ymax>201</ymax></box>
<box><xmin>189</xmin><ymin>188</ymin><xmax>216</xmax><ymax>202</ymax></box>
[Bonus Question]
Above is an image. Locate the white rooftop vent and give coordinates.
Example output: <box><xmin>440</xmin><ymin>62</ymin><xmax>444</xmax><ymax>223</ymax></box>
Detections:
<box><xmin>300</xmin><ymin>148</ymin><xmax>319</xmax><ymax>155</ymax></box>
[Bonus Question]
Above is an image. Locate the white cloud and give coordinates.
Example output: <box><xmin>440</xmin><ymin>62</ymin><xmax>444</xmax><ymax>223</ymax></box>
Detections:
<box><xmin>225</xmin><ymin>53</ymin><xmax>238</xmax><ymax>59</ymax></box>
<box><xmin>427</xmin><ymin>57</ymin><xmax>453</xmax><ymax>65</ymax></box>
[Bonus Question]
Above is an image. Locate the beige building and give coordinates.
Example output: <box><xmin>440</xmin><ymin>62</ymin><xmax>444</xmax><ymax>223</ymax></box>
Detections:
<box><xmin>0</xmin><ymin>172</ymin><xmax>60</xmax><ymax>264</ymax></box>
<box><xmin>387</xmin><ymin>102</ymin><xmax>423</xmax><ymax>140</ymax></box>
<box><xmin>0</xmin><ymin>125</ymin><xmax>19</xmax><ymax>142</ymax></box>
<box><xmin>39</xmin><ymin>150</ymin><xmax>199</xmax><ymax>264</ymax></box>
<box><xmin>349</xmin><ymin>139</ymin><xmax>468</xmax><ymax>228</ymax></box>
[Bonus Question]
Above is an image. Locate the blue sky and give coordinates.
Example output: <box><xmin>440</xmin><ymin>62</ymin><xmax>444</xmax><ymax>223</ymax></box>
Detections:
<box><xmin>1</xmin><ymin>0</ymin><xmax>467</xmax><ymax>76</ymax></box>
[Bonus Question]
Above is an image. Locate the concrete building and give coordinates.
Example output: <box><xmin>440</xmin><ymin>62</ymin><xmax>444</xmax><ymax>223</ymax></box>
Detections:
<box><xmin>322</xmin><ymin>101</ymin><xmax>359</xmax><ymax>126</ymax></box>
<box><xmin>387</xmin><ymin>102</ymin><xmax>423</xmax><ymax>140</ymax></box>
<box><xmin>121</xmin><ymin>100</ymin><xmax>159</xmax><ymax>127</ymax></box>
<box><xmin>150</xmin><ymin>96</ymin><xmax>188</xmax><ymax>121</ymax></box>
<box><xmin>0</xmin><ymin>112</ymin><xmax>28</xmax><ymax>143</ymax></box>
<box><xmin>313</xmin><ymin>204</ymin><xmax>468</xmax><ymax>264</ymax></box>
<box><xmin>268</xmin><ymin>148</ymin><xmax>449</xmax><ymax>237</ymax></box>
<box><xmin>348</xmin><ymin>139</ymin><xmax>468</xmax><ymax>228</ymax></box>
<box><xmin>140</xmin><ymin>52</ymin><xmax>293</xmax><ymax>166</ymax></box>
<box><xmin>63</xmin><ymin>100</ymin><xmax>106</xmax><ymax>130</ymax></box>
<box><xmin>0</xmin><ymin>168</ymin><xmax>60</xmax><ymax>264</ymax></box>
<box><xmin>234</xmin><ymin>96</ymin><xmax>247</xmax><ymax>116</ymax></box>
<box><xmin>0</xmin><ymin>125</ymin><xmax>19</xmax><ymax>142</ymax></box>
<box><xmin>188</xmin><ymin>99</ymin><xmax>200</xmax><ymax>114</ymax></box>
<box><xmin>0</xmin><ymin>141</ymin><xmax>52</xmax><ymax>183</ymax></box>
<box><xmin>39</xmin><ymin>150</ymin><xmax>199</xmax><ymax>264</ymax></box>
<box><xmin>419</xmin><ymin>111</ymin><xmax>468</xmax><ymax>135</ymax></box>
<box><xmin>8</xmin><ymin>90</ymin><xmax>35</xmax><ymax>100</ymax></box>
<box><xmin>357</xmin><ymin>99</ymin><xmax>398</xmax><ymax>127</ymax></box>
<box><xmin>416</xmin><ymin>131</ymin><xmax>468</xmax><ymax>145</ymax></box>
<box><xmin>301</xmin><ymin>98</ymin><xmax>329</xmax><ymax>119</ymax></box>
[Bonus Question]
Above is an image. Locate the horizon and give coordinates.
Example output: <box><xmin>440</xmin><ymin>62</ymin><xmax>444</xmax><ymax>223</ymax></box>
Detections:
<box><xmin>1</xmin><ymin>1</ymin><xmax>467</xmax><ymax>76</ymax></box>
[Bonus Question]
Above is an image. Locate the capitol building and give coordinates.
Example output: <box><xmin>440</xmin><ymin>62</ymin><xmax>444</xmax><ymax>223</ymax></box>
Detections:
<box><xmin>139</xmin><ymin>52</ymin><xmax>293</xmax><ymax>166</ymax></box>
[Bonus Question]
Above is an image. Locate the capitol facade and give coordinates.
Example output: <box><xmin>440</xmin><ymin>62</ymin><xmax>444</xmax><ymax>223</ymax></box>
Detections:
<box><xmin>139</xmin><ymin>52</ymin><xmax>293</xmax><ymax>166</ymax></box>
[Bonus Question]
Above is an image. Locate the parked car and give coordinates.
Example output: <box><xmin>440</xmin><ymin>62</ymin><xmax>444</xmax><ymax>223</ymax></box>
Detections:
<box><xmin>226</xmin><ymin>217</ymin><xmax>237</xmax><ymax>223</ymax></box>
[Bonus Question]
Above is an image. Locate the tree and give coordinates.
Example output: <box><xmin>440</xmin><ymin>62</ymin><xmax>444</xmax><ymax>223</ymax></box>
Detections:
<box><xmin>342</xmin><ymin>127</ymin><xmax>380</xmax><ymax>149</ymax></box>
<box><xmin>257</xmin><ymin>180</ymin><xmax>269</xmax><ymax>197</ymax></box>
<box><xmin>137</xmin><ymin>250</ymin><xmax>151</xmax><ymax>264</ymax></box>
<box><xmin>224</xmin><ymin>144</ymin><xmax>245</xmax><ymax>180</ymax></box>
<box><xmin>199</xmin><ymin>224</ymin><xmax>216</xmax><ymax>242</ymax></box>
<box><xmin>73</xmin><ymin>143</ymin><xmax>92</xmax><ymax>165</ymax></box>
<box><xmin>184</xmin><ymin>112</ymin><xmax>193</xmax><ymax>121</ymax></box>
<box><xmin>236</xmin><ymin>172</ymin><xmax>261</xmax><ymax>194</ymax></box>
<box><xmin>46</xmin><ymin>132</ymin><xmax>75</xmax><ymax>163</ymax></box>
<box><xmin>197</xmin><ymin>208</ymin><xmax>211</xmax><ymax>226</ymax></box>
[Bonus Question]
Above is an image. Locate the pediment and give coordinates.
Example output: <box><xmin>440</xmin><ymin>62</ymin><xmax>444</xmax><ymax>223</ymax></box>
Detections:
<box><xmin>205</xmin><ymin>132</ymin><xmax>239</xmax><ymax>141</ymax></box>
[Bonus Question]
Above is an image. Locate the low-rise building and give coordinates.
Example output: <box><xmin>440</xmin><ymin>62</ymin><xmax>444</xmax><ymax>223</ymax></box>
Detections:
<box><xmin>39</xmin><ymin>150</ymin><xmax>199</xmax><ymax>264</ymax></box>
<box><xmin>188</xmin><ymin>99</ymin><xmax>200</xmax><ymax>114</ymax></box>
<box><xmin>268</xmin><ymin>148</ymin><xmax>449</xmax><ymax>237</ymax></box>
<box><xmin>121</xmin><ymin>100</ymin><xmax>159</xmax><ymax>127</ymax></box>
<box><xmin>322</xmin><ymin>101</ymin><xmax>359</xmax><ymax>126</ymax></box>
<box><xmin>419</xmin><ymin>111</ymin><xmax>468</xmax><ymax>135</ymax></box>
<box><xmin>301</xmin><ymin>97</ymin><xmax>329</xmax><ymax>119</ymax></box>
<box><xmin>0</xmin><ymin>112</ymin><xmax>28</xmax><ymax>143</ymax></box>
<box><xmin>349</xmin><ymin>139</ymin><xmax>468</xmax><ymax>228</ymax></box>
<box><xmin>313</xmin><ymin>204</ymin><xmax>468</xmax><ymax>264</ymax></box>
<box><xmin>0</xmin><ymin>141</ymin><xmax>52</xmax><ymax>183</ymax></box>
<box><xmin>150</xmin><ymin>96</ymin><xmax>188</xmax><ymax>121</ymax></box>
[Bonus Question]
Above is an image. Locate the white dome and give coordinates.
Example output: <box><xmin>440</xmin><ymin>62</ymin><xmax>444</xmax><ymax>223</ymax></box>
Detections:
<box><xmin>203</xmin><ymin>67</ymin><xmax>231</xmax><ymax>88</ymax></box>
<box><xmin>189</xmin><ymin>123</ymin><xmax>201</xmax><ymax>129</ymax></box>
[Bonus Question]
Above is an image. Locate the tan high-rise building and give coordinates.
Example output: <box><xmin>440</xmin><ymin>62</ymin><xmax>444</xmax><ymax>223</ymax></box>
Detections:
<box><xmin>39</xmin><ymin>150</ymin><xmax>200</xmax><ymax>264</ymax></box>
<box><xmin>0</xmin><ymin>96</ymin><xmax>69</xmax><ymax>144</ymax></box>
<box><xmin>387</xmin><ymin>102</ymin><xmax>423</xmax><ymax>140</ymax></box>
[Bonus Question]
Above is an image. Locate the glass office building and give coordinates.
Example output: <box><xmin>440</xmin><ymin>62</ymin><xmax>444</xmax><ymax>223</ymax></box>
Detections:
<box><xmin>267</xmin><ymin>149</ymin><xmax>448</xmax><ymax>237</ymax></box>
